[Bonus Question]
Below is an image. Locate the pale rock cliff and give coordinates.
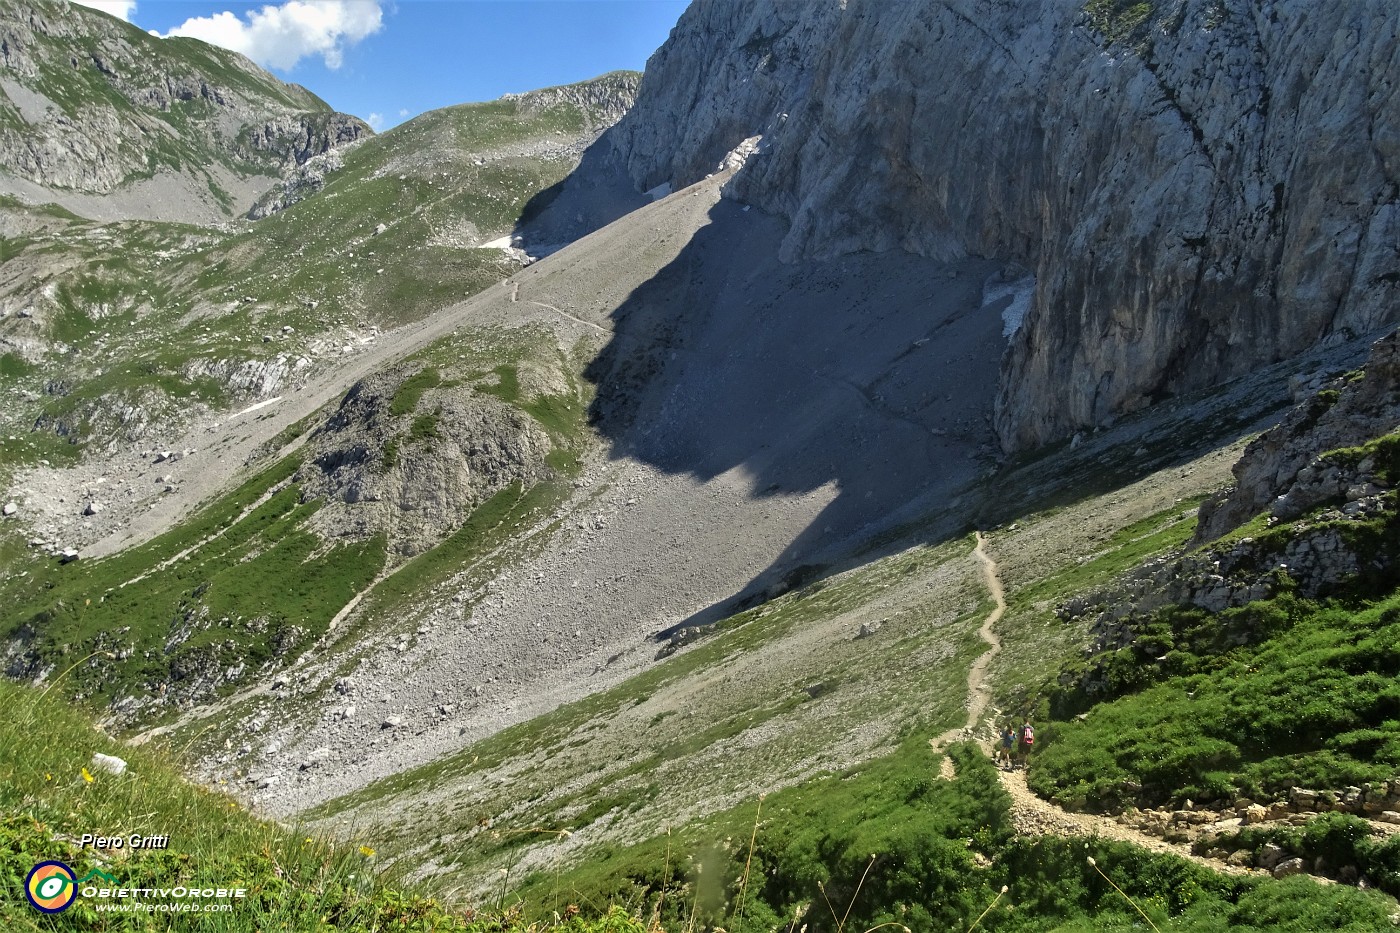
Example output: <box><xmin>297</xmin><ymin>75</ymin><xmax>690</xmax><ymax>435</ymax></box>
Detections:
<box><xmin>606</xmin><ymin>0</ymin><xmax>1400</xmax><ymax>450</ymax></box>
<box><xmin>503</xmin><ymin>70</ymin><xmax>641</xmax><ymax>132</ymax></box>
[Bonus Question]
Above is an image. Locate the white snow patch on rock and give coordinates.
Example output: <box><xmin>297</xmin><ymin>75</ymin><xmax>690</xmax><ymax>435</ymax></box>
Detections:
<box><xmin>982</xmin><ymin>271</ymin><xmax>1036</xmax><ymax>340</ymax></box>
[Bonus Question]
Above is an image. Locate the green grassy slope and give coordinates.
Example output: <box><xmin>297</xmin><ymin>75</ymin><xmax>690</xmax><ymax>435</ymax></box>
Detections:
<box><xmin>4</xmin><ymin>674</ymin><xmax>1390</xmax><ymax>930</ymax></box>
<box><xmin>0</xmin><ymin>73</ymin><xmax>635</xmax><ymax>464</ymax></box>
<box><xmin>0</xmin><ymin>679</ymin><xmax>655</xmax><ymax>931</ymax></box>
<box><xmin>1029</xmin><ymin>434</ymin><xmax>1400</xmax><ymax>814</ymax></box>
<box><xmin>515</xmin><ymin>741</ymin><xmax>1396</xmax><ymax>932</ymax></box>
<box><xmin>0</xmin><ymin>453</ymin><xmax>386</xmax><ymax>715</ymax></box>
<box><xmin>0</xmin><ymin>320</ymin><xmax>597</xmax><ymax>720</ymax></box>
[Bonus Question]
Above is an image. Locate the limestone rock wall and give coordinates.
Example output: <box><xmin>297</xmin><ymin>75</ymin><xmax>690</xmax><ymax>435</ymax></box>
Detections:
<box><xmin>503</xmin><ymin>70</ymin><xmax>641</xmax><ymax>132</ymax></box>
<box><xmin>607</xmin><ymin>0</ymin><xmax>1400</xmax><ymax>451</ymax></box>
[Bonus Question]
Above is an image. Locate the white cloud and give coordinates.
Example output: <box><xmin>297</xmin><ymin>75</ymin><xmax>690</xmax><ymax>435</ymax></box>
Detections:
<box><xmin>159</xmin><ymin>1</ymin><xmax>383</xmax><ymax>71</ymax></box>
<box><xmin>397</xmin><ymin>108</ymin><xmax>408</xmax><ymax>118</ymax></box>
<box><xmin>366</xmin><ymin>112</ymin><xmax>384</xmax><ymax>131</ymax></box>
<box><xmin>72</xmin><ymin>0</ymin><xmax>137</xmax><ymax>22</ymax></box>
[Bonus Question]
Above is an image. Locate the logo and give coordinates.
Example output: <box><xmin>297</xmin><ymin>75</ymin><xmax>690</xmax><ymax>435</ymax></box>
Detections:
<box><xmin>23</xmin><ymin>862</ymin><xmax>121</xmax><ymax>913</ymax></box>
<box><xmin>25</xmin><ymin>860</ymin><xmax>78</xmax><ymax>913</ymax></box>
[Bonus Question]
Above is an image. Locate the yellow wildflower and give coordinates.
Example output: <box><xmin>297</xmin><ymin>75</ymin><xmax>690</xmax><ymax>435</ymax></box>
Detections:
<box><xmin>358</xmin><ymin>846</ymin><xmax>375</xmax><ymax>857</ymax></box>
<box><xmin>81</xmin><ymin>767</ymin><xmax>95</xmax><ymax>784</ymax></box>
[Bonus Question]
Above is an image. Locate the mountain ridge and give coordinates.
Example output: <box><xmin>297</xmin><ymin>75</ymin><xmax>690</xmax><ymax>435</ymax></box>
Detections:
<box><xmin>0</xmin><ymin>0</ymin><xmax>371</xmax><ymax>223</ymax></box>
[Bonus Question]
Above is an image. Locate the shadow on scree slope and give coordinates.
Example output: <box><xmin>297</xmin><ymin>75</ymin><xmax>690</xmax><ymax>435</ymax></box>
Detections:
<box><xmin>568</xmin><ymin>190</ymin><xmax>1367</xmax><ymax>640</ymax></box>
<box><xmin>579</xmin><ymin>196</ymin><xmax>1011</xmax><ymax>637</ymax></box>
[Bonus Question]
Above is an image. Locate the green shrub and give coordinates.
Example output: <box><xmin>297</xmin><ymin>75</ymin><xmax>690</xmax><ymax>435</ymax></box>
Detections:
<box><xmin>1035</xmin><ymin>591</ymin><xmax>1400</xmax><ymax>810</ymax></box>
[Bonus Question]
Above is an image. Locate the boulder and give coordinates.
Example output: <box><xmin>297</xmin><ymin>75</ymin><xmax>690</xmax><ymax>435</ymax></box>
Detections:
<box><xmin>90</xmin><ymin>753</ymin><xmax>127</xmax><ymax>776</ymax></box>
<box><xmin>1257</xmin><ymin>843</ymin><xmax>1288</xmax><ymax>871</ymax></box>
<box><xmin>299</xmin><ymin>747</ymin><xmax>332</xmax><ymax>771</ymax></box>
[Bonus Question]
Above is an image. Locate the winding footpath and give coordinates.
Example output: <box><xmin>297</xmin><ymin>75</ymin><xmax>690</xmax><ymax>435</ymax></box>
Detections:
<box><xmin>933</xmin><ymin>532</ymin><xmax>1400</xmax><ymax>891</ymax></box>
<box><xmin>930</xmin><ymin>532</ymin><xmax>1003</xmax><ymax>779</ymax></box>
<box><xmin>933</xmin><ymin>532</ymin><xmax>1259</xmax><ymax>877</ymax></box>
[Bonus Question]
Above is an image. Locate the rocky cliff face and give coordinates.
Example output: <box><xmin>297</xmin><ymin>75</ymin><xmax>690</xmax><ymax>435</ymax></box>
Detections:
<box><xmin>0</xmin><ymin>0</ymin><xmax>370</xmax><ymax>217</ymax></box>
<box><xmin>503</xmin><ymin>70</ymin><xmax>641</xmax><ymax>133</ymax></box>
<box><xmin>606</xmin><ymin>0</ymin><xmax>1400</xmax><ymax>451</ymax></box>
<box><xmin>1059</xmin><ymin>326</ymin><xmax>1398</xmax><ymax>681</ymax></box>
<box><xmin>1195</xmin><ymin>326</ymin><xmax>1400</xmax><ymax>541</ymax></box>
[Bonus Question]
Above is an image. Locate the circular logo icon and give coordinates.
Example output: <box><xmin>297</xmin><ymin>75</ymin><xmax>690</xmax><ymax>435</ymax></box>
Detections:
<box><xmin>25</xmin><ymin>860</ymin><xmax>78</xmax><ymax>913</ymax></box>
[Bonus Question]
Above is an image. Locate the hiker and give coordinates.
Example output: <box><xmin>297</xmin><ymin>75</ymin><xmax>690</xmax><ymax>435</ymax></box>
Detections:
<box><xmin>998</xmin><ymin>725</ymin><xmax>1015</xmax><ymax>770</ymax></box>
<box><xmin>1017</xmin><ymin>720</ymin><xmax>1035</xmax><ymax>769</ymax></box>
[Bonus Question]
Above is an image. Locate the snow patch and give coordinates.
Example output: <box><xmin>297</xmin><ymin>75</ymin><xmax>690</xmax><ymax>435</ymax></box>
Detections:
<box><xmin>231</xmin><ymin>396</ymin><xmax>284</xmax><ymax>418</ymax></box>
<box><xmin>982</xmin><ymin>271</ymin><xmax>1036</xmax><ymax>340</ymax></box>
<box><xmin>645</xmin><ymin>182</ymin><xmax>672</xmax><ymax>201</ymax></box>
<box><xmin>716</xmin><ymin>135</ymin><xmax>764</xmax><ymax>174</ymax></box>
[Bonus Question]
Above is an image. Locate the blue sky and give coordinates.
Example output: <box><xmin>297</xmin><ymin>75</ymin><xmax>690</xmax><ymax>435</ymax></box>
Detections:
<box><xmin>76</xmin><ymin>1</ymin><xmax>688</xmax><ymax>130</ymax></box>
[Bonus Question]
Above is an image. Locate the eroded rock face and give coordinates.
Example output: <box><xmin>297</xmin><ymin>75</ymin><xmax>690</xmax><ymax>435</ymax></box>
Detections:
<box><xmin>296</xmin><ymin>367</ymin><xmax>553</xmax><ymax>556</ymax></box>
<box><xmin>503</xmin><ymin>70</ymin><xmax>641</xmax><ymax>131</ymax></box>
<box><xmin>605</xmin><ymin>0</ymin><xmax>1400</xmax><ymax>451</ymax></box>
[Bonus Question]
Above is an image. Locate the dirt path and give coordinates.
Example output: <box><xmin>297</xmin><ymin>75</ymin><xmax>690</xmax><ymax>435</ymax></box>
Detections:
<box><xmin>527</xmin><ymin>299</ymin><xmax>609</xmax><ymax>336</ymax></box>
<box><xmin>993</xmin><ymin>765</ymin><xmax>1258</xmax><ymax>877</ymax></box>
<box><xmin>933</xmin><ymin>535</ymin><xmax>1400</xmax><ymax>889</ymax></box>
<box><xmin>931</xmin><ymin>532</ymin><xmax>1004</xmax><ymax>778</ymax></box>
<box><xmin>929</xmin><ymin>533</ymin><xmax>1268</xmax><ymax>877</ymax></box>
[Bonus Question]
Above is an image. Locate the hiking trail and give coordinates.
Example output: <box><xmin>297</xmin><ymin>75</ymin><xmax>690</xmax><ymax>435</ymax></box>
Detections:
<box><xmin>930</xmin><ymin>532</ymin><xmax>1281</xmax><ymax>879</ymax></box>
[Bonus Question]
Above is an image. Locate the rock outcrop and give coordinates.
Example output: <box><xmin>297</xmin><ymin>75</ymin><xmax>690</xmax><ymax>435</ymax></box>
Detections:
<box><xmin>296</xmin><ymin>367</ymin><xmax>553</xmax><ymax>556</ymax></box>
<box><xmin>1058</xmin><ymin>327</ymin><xmax>1398</xmax><ymax>688</ymax></box>
<box><xmin>602</xmin><ymin>0</ymin><xmax>1400</xmax><ymax>451</ymax></box>
<box><xmin>1197</xmin><ymin>327</ymin><xmax>1400</xmax><ymax>541</ymax></box>
<box><xmin>246</xmin><ymin>144</ymin><xmax>355</xmax><ymax>220</ymax></box>
<box><xmin>502</xmin><ymin>70</ymin><xmax>640</xmax><ymax>133</ymax></box>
